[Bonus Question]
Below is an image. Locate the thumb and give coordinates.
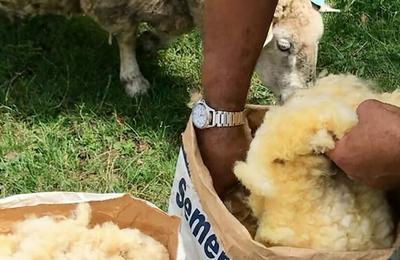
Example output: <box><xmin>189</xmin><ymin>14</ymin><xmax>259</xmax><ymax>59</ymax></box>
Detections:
<box><xmin>326</xmin><ymin>132</ymin><xmax>349</xmax><ymax>168</ymax></box>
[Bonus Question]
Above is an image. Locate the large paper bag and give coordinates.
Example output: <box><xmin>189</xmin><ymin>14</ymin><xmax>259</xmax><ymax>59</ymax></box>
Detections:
<box><xmin>168</xmin><ymin>105</ymin><xmax>398</xmax><ymax>260</ymax></box>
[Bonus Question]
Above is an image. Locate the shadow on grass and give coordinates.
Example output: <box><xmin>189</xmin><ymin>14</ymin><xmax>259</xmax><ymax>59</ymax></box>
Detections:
<box><xmin>0</xmin><ymin>14</ymin><xmax>192</xmax><ymax>139</ymax></box>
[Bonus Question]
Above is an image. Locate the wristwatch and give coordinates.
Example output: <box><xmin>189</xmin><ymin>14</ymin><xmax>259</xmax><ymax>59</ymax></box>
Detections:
<box><xmin>191</xmin><ymin>99</ymin><xmax>245</xmax><ymax>129</ymax></box>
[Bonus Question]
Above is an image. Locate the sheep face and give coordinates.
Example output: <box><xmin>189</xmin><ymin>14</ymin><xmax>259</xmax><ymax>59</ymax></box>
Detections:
<box><xmin>255</xmin><ymin>3</ymin><xmax>324</xmax><ymax>102</ymax></box>
<box><xmin>140</xmin><ymin>0</ymin><xmax>325</xmax><ymax>102</ymax></box>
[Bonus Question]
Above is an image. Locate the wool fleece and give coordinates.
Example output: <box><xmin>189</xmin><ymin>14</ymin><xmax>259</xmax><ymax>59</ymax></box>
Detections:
<box><xmin>235</xmin><ymin>74</ymin><xmax>398</xmax><ymax>251</ymax></box>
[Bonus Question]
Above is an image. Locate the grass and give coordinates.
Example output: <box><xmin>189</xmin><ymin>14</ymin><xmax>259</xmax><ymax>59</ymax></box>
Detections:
<box><xmin>319</xmin><ymin>0</ymin><xmax>400</xmax><ymax>91</ymax></box>
<box><xmin>0</xmin><ymin>1</ymin><xmax>399</xmax><ymax>209</ymax></box>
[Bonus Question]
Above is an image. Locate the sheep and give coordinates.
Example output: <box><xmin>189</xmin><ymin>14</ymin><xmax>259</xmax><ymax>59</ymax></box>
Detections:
<box><xmin>0</xmin><ymin>0</ymin><xmax>326</xmax><ymax>100</ymax></box>
<box><xmin>254</xmin><ymin>0</ymin><xmax>324</xmax><ymax>101</ymax></box>
<box><xmin>0</xmin><ymin>0</ymin><xmax>193</xmax><ymax>97</ymax></box>
<box><xmin>234</xmin><ymin>74</ymin><xmax>397</xmax><ymax>251</ymax></box>
<box><xmin>145</xmin><ymin>0</ymin><xmax>326</xmax><ymax>102</ymax></box>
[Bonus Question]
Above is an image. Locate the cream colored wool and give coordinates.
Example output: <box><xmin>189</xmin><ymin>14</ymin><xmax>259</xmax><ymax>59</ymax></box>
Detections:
<box><xmin>0</xmin><ymin>204</ymin><xmax>169</xmax><ymax>260</ymax></box>
<box><xmin>234</xmin><ymin>74</ymin><xmax>398</xmax><ymax>251</ymax></box>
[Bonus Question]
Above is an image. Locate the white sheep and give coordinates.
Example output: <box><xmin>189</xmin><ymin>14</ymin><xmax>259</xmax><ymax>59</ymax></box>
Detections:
<box><xmin>254</xmin><ymin>0</ymin><xmax>324</xmax><ymax>101</ymax></box>
<box><xmin>1</xmin><ymin>0</ymin><xmax>328</xmax><ymax>99</ymax></box>
<box><xmin>152</xmin><ymin>0</ymin><xmax>327</xmax><ymax>101</ymax></box>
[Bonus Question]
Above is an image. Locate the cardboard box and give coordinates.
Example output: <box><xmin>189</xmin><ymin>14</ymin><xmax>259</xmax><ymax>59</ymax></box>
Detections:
<box><xmin>0</xmin><ymin>192</ymin><xmax>185</xmax><ymax>260</ymax></box>
<box><xmin>168</xmin><ymin>105</ymin><xmax>399</xmax><ymax>260</ymax></box>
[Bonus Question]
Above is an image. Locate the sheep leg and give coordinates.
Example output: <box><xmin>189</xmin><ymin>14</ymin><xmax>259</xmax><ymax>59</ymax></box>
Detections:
<box><xmin>138</xmin><ymin>31</ymin><xmax>179</xmax><ymax>53</ymax></box>
<box><xmin>116</xmin><ymin>27</ymin><xmax>150</xmax><ymax>97</ymax></box>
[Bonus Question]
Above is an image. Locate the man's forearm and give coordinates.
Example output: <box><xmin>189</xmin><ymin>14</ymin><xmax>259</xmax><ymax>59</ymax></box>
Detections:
<box><xmin>202</xmin><ymin>0</ymin><xmax>277</xmax><ymax>111</ymax></box>
<box><xmin>196</xmin><ymin>0</ymin><xmax>277</xmax><ymax>196</ymax></box>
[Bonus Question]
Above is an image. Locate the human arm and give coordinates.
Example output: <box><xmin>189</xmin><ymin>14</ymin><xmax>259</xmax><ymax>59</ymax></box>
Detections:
<box><xmin>197</xmin><ymin>0</ymin><xmax>277</xmax><ymax>197</ymax></box>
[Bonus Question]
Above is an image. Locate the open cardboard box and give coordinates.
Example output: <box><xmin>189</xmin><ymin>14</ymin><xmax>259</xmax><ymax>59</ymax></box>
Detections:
<box><xmin>168</xmin><ymin>104</ymin><xmax>400</xmax><ymax>260</ymax></box>
<box><xmin>0</xmin><ymin>192</ymin><xmax>184</xmax><ymax>259</ymax></box>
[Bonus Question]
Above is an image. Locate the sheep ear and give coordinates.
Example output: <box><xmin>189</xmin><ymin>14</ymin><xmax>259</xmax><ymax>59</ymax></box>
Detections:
<box><xmin>311</xmin><ymin>0</ymin><xmax>341</xmax><ymax>13</ymax></box>
<box><xmin>318</xmin><ymin>4</ymin><xmax>341</xmax><ymax>13</ymax></box>
<box><xmin>263</xmin><ymin>24</ymin><xmax>274</xmax><ymax>47</ymax></box>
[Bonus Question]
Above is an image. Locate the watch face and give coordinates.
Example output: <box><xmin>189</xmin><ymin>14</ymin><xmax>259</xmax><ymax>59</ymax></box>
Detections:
<box><xmin>192</xmin><ymin>103</ymin><xmax>208</xmax><ymax>128</ymax></box>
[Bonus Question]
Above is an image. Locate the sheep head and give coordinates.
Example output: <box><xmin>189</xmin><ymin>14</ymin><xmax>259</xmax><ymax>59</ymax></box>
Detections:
<box><xmin>139</xmin><ymin>0</ymin><xmax>326</xmax><ymax>104</ymax></box>
<box><xmin>255</xmin><ymin>0</ymin><xmax>324</xmax><ymax>102</ymax></box>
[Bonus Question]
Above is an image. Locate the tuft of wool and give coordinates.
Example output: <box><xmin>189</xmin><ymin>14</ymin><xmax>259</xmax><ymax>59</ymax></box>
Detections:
<box><xmin>0</xmin><ymin>203</ymin><xmax>169</xmax><ymax>260</ymax></box>
<box><xmin>234</xmin><ymin>74</ymin><xmax>398</xmax><ymax>251</ymax></box>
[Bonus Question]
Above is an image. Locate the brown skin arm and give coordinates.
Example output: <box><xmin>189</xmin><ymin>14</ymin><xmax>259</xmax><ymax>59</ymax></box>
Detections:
<box><xmin>197</xmin><ymin>0</ymin><xmax>277</xmax><ymax>197</ymax></box>
<box><xmin>328</xmin><ymin>99</ymin><xmax>400</xmax><ymax>190</ymax></box>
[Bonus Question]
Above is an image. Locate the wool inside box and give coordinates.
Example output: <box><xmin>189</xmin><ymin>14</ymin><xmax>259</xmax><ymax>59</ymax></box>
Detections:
<box><xmin>0</xmin><ymin>192</ymin><xmax>184</xmax><ymax>260</ymax></box>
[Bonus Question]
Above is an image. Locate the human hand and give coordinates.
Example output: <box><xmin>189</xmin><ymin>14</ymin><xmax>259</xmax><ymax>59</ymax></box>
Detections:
<box><xmin>327</xmin><ymin>99</ymin><xmax>400</xmax><ymax>190</ymax></box>
<box><xmin>196</xmin><ymin>126</ymin><xmax>251</xmax><ymax>198</ymax></box>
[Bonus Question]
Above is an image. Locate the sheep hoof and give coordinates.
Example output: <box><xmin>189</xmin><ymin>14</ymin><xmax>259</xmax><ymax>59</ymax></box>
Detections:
<box><xmin>121</xmin><ymin>75</ymin><xmax>150</xmax><ymax>97</ymax></box>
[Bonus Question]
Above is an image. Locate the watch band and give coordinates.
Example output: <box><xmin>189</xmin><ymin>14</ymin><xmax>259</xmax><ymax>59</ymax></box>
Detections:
<box><xmin>212</xmin><ymin>110</ymin><xmax>245</xmax><ymax>127</ymax></box>
<box><xmin>192</xmin><ymin>99</ymin><xmax>246</xmax><ymax>129</ymax></box>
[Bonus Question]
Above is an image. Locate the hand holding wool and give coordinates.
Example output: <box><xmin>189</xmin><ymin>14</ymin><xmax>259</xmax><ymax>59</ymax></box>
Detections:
<box><xmin>328</xmin><ymin>99</ymin><xmax>400</xmax><ymax>190</ymax></box>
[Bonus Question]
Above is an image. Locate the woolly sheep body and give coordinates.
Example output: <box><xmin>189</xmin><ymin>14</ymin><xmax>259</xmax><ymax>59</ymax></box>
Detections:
<box><xmin>0</xmin><ymin>0</ymin><xmax>324</xmax><ymax>100</ymax></box>
<box><xmin>0</xmin><ymin>0</ymin><xmax>192</xmax><ymax>97</ymax></box>
<box><xmin>0</xmin><ymin>203</ymin><xmax>169</xmax><ymax>260</ymax></box>
<box><xmin>235</xmin><ymin>74</ymin><xmax>396</xmax><ymax>250</ymax></box>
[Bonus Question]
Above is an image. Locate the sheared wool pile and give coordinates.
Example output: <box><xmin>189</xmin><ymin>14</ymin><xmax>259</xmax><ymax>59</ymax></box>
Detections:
<box><xmin>234</xmin><ymin>74</ymin><xmax>398</xmax><ymax>251</ymax></box>
<box><xmin>0</xmin><ymin>203</ymin><xmax>169</xmax><ymax>260</ymax></box>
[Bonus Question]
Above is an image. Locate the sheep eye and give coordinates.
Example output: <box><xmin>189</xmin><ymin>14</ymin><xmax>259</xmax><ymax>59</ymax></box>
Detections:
<box><xmin>277</xmin><ymin>39</ymin><xmax>291</xmax><ymax>52</ymax></box>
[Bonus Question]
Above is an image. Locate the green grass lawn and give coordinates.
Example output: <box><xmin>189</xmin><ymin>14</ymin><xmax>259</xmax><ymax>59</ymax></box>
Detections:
<box><xmin>0</xmin><ymin>1</ymin><xmax>399</xmax><ymax>209</ymax></box>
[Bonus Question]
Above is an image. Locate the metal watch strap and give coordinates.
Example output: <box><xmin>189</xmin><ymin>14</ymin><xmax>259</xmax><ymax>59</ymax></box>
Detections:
<box><xmin>212</xmin><ymin>110</ymin><xmax>245</xmax><ymax>127</ymax></box>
